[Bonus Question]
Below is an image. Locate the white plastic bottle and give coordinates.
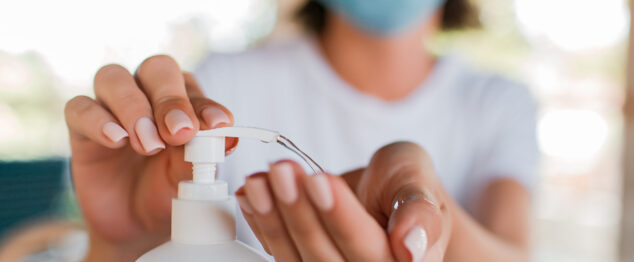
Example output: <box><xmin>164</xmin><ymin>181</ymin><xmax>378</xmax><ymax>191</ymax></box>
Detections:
<box><xmin>136</xmin><ymin>127</ymin><xmax>281</xmax><ymax>262</ymax></box>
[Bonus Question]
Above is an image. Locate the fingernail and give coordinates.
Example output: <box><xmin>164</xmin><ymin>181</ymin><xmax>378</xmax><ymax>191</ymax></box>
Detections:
<box><xmin>245</xmin><ymin>176</ymin><xmax>273</xmax><ymax>214</ymax></box>
<box><xmin>236</xmin><ymin>195</ymin><xmax>254</xmax><ymax>214</ymax></box>
<box><xmin>404</xmin><ymin>226</ymin><xmax>428</xmax><ymax>262</ymax></box>
<box><xmin>270</xmin><ymin>162</ymin><xmax>298</xmax><ymax>204</ymax></box>
<box><xmin>135</xmin><ymin>117</ymin><xmax>165</xmax><ymax>152</ymax></box>
<box><xmin>102</xmin><ymin>122</ymin><xmax>128</xmax><ymax>143</ymax></box>
<box><xmin>226</xmin><ymin>145</ymin><xmax>237</xmax><ymax>155</ymax></box>
<box><xmin>164</xmin><ymin>109</ymin><xmax>193</xmax><ymax>135</ymax></box>
<box><xmin>202</xmin><ymin>107</ymin><xmax>230</xmax><ymax>128</ymax></box>
<box><xmin>305</xmin><ymin>174</ymin><xmax>334</xmax><ymax>211</ymax></box>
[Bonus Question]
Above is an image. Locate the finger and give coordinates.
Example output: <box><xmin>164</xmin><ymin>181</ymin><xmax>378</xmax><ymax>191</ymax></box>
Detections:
<box><xmin>65</xmin><ymin>96</ymin><xmax>129</xmax><ymax>148</ymax></box>
<box><xmin>244</xmin><ymin>174</ymin><xmax>301</xmax><ymax>262</ymax></box>
<box><xmin>182</xmin><ymin>72</ymin><xmax>238</xmax><ymax>152</ymax></box>
<box><xmin>268</xmin><ymin>161</ymin><xmax>345</xmax><ymax>262</ymax></box>
<box><xmin>362</xmin><ymin>142</ymin><xmax>450</xmax><ymax>262</ymax></box>
<box><xmin>94</xmin><ymin>64</ymin><xmax>164</xmax><ymax>155</ymax></box>
<box><xmin>182</xmin><ymin>73</ymin><xmax>232</xmax><ymax>129</ymax></box>
<box><xmin>303</xmin><ymin>173</ymin><xmax>394</xmax><ymax>261</ymax></box>
<box><xmin>387</xmin><ymin>187</ymin><xmax>447</xmax><ymax>262</ymax></box>
<box><xmin>135</xmin><ymin>55</ymin><xmax>198</xmax><ymax>146</ymax></box>
<box><xmin>235</xmin><ymin>186</ymin><xmax>271</xmax><ymax>254</ymax></box>
<box><xmin>340</xmin><ymin>168</ymin><xmax>364</xmax><ymax>191</ymax></box>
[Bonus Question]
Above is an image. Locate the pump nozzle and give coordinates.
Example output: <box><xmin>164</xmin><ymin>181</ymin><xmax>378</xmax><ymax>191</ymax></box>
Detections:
<box><xmin>196</xmin><ymin>126</ymin><xmax>280</xmax><ymax>143</ymax></box>
<box><xmin>184</xmin><ymin>126</ymin><xmax>323</xmax><ymax>192</ymax></box>
<box><xmin>184</xmin><ymin>127</ymin><xmax>280</xmax><ymax>185</ymax></box>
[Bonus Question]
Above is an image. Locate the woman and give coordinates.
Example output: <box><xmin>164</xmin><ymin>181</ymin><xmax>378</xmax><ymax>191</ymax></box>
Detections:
<box><xmin>65</xmin><ymin>0</ymin><xmax>537</xmax><ymax>261</ymax></box>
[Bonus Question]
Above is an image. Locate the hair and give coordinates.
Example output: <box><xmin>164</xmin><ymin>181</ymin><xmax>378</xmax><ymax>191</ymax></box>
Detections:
<box><xmin>296</xmin><ymin>0</ymin><xmax>480</xmax><ymax>34</ymax></box>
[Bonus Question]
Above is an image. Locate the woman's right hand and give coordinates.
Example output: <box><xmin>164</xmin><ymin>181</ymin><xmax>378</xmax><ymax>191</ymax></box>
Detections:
<box><xmin>64</xmin><ymin>55</ymin><xmax>236</xmax><ymax>261</ymax></box>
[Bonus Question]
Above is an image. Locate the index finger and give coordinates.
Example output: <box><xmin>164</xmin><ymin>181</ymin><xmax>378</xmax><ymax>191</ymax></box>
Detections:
<box><xmin>135</xmin><ymin>55</ymin><xmax>199</xmax><ymax>145</ymax></box>
<box><xmin>182</xmin><ymin>72</ymin><xmax>238</xmax><ymax>152</ymax></box>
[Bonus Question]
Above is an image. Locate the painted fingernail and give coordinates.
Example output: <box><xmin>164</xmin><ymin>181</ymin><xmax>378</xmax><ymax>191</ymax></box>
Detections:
<box><xmin>135</xmin><ymin>117</ymin><xmax>166</xmax><ymax>153</ymax></box>
<box><xmin>305</xmin><ymin>174</ymin><xmax>334</xmax><ymax>211</ymax></box>
<box><xmin>404</xmin><ymin>226</ymin><xmax>428</xmax><ymax>262</ymax></box>
<box><xmin>202</xmin><ymin>107</ymin><xmax>230</xmax><ymax>128</ymax></box>
<box><xmin>165</xmin><ymin>109</ymin><xmax>193</xmax><ymax>135</ymax></box>
<box><xmin>236</xmin><ymin>195</ymin><xmax>254</xmax><ymax>214</ymax></box>
<box><xmin>102</xmin><ymin>122</ymin><xmax>128</xmax><ymax>143</ymax></box>
<box><xmin>245</xmin><ymin>176</ymin><xmax>273</xmax><ymax>214</ymax></box>
<box><xmin>270</xmin><ymin>162</ymin><xmax>298</xmax><ymax>204</ymax></box>
<box><xmin>226</xmin><ymin>144</ymin><xmax>238</xmax><ymax>155</ymax></box>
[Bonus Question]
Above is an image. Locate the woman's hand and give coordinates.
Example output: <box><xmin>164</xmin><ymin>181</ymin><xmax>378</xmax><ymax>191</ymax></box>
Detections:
<box><xmin>64</xmin><ymin>55</ymin><xmax>236</xmax><ymax>261</ymax></box>
<box><xmin>237</xmin><ymin>142</ymin><xmax>452</xmax><ymax>262</ymax></box>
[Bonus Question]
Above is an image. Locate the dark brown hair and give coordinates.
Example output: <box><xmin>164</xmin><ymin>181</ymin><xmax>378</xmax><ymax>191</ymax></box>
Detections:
<box><xmin>296</xmin><ymin>0</ymin><xmax>480</xmax><ymax>34</ymax></box>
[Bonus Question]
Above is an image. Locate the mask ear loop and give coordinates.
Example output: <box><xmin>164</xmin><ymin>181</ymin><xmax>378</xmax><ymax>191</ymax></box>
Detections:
<box><xmin>277</xmin><ymin>135</ymin><xmax>325</xmax><ymax>175</ymax></box>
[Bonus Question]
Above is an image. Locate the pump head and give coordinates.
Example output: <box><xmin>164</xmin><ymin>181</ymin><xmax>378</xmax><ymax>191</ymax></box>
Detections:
<box><xmin>184</xmin><ymin>127</ymin><xmax>281</xmax><ymax>184</ymax></box>
<box><xmin>177</xmin><ymin>127</ymin><xmax>280</xmax><ymax>201</ymax></box>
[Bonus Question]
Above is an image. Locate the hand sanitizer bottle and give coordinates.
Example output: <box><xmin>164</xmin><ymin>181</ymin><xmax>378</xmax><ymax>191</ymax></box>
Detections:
<box><xmin>136</xmin><ymin>127</ymin><xmax>280</xmax><ymax>262</ymax></box>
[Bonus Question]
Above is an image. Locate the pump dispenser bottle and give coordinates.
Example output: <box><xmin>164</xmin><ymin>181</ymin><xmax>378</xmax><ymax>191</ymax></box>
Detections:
<box><xmin>136</xmin><ymin>127</ymin><xmax>279</xmax><ymax>262</ymax></box>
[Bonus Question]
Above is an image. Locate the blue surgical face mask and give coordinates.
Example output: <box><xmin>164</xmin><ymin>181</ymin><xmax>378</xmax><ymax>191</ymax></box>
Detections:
<box><xmin>317</xmin><ymin>0</ymin><xmax>447</xmax><ymax>35</ymax></box>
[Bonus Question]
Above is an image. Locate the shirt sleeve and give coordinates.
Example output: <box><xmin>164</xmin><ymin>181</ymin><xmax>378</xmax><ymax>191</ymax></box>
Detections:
<box><xmin>466</xmin><ymin>80</ymin><xmax>540</xmax><ymax>208</ymax></box>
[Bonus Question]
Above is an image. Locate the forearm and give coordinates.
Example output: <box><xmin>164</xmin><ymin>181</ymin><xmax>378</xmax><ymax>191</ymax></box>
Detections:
<box><xmin>444</xmin><ymin>197</ymin><xmax>529</xmax><ymax>262</ymax></box>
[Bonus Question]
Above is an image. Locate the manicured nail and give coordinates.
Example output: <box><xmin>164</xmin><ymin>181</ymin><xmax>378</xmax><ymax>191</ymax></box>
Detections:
<box><xmin>202</xmin><ymin>107</ymin><xmax>230</xmax><ymax>128</ymax></box>
<box><xmin>404</xmin><ymin>226</ymin><xmax>427</xmax><ymax>262</ymax></box>
<box><xmin>226</xmin><ymin>145</ymin><xmax>237</xmax><ymax>155</ymax></box>
<box><xmin>102</xmin><ymin>122</ymin><xmax>128</xmax><ymax>143</ymax></box>
<box><xmin>164</xmin><ymin>109</ymin><xmax>193</xmax><ymax>135</ymax></box>
<box><xmin>236</xmin><ymin>195</ymin><xmax>254</xmax><ymax>214</ymax></box>
<box><xmin>305</xmin><ymin>174</ymin><xmax>334</xmax><ymax>211</ymax></box>
<box><xmin>269</xmin><ymin>162</ymin><xmax>298</xmax><ymax>204</ymax></box>
<box><xmin>245</xmin><ymin>176</ymin><xmax>273</xmax><ymax>214</ymax></box>
<box><xmin>135</xmin><ymin>117</ymin><xmax>165</xmax><ymax>153</ymax></box>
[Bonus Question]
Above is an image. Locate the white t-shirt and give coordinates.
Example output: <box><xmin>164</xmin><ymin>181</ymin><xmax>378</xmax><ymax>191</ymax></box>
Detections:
<box><xmin>194</xmin><ymin>36</ymin><xmax>538</xmax><ymax>251</ymax></box>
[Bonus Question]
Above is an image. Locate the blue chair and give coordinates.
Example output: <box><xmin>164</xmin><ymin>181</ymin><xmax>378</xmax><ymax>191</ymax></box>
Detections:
<box><xmin>0</xmin><ymin>158</ymin><xmax>69</xmax><ymax>237</ymax></box>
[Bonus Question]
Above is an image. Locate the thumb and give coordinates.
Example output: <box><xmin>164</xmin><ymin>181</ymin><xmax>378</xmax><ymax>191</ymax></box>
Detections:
<box><xmin>387</xmin><ymin>186</ymin><xmax>450</xmax><ymax>262</ymax></box>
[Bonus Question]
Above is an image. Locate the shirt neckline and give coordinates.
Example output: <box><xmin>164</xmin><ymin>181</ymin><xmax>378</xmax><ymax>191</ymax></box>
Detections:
<box><xmin>295</xmin><ymin>35</ymin><xmax>459</xmax><ymax>118</ymax></box>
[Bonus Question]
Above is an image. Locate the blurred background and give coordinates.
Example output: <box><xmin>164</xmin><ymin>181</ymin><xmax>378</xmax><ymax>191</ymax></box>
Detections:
<box><xmin>0</xmin><ymin>0</ymin><xmax>630</xmax><ymax>261</ymax></box>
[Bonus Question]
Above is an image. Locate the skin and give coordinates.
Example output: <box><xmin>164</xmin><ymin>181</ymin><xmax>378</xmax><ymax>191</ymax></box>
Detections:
<box><xmin>65</xmin><ymin>58</ymin><xmax>238</xmax><ymax>261</ymax></box>
<box><xmin>65</xmin><ymin>6</ymin><xmax>531</xmax><ymax>262</ymax></box>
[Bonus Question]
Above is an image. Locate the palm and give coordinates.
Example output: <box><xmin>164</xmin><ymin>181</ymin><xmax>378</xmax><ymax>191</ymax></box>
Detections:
<box><xmin>70</xmin><ymin>138</ymin><xmax>189</xmax><ymax>245</ymax></box>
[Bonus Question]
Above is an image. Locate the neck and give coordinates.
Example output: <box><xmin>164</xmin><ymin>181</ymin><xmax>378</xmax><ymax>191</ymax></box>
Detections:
<box><xmin>318</xmin><ymin>14</ymin><xmax>440</xmax><ymax>101</ymax></box>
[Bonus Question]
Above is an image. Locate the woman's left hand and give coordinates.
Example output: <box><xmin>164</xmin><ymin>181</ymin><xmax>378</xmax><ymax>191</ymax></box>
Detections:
<box><xmin>236</xmin><ymin>142</ymin><xmax>452</xmax><ymax>262</ymax></box>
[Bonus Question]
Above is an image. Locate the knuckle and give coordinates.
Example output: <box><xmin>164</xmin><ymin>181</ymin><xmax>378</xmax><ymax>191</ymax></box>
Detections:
<box><xmin>155</xmin><ymin>96</ymin><xmax>192</xmax><ymax>114</ymax></box>
<box><xmin>188</xmin><ymin>96</ymin><xmax>208</xmax><ymax>106</ymax></box>
<box><xmin>260</xmin><ymin>223</ymin><xmax>286</xmax><ymax>240</ymax></box>
<box><xmin>156</xmin><ymin>95</ymin><xmax>188</xmax><ymax>107</ymax></box>
<box><xmin>64</xmin><ymin>96</ymin><xmax>94</xmax><ymax>117</ymax></box>
<box><xmin>329</xmin><ymin>227</ymin><xmax>356</xmax><ymax>244</ymax></box>
<box><xmin>117</xmin><ymin>96</ymin><xmax>150</xmax><ymax>116</ymax></box>
<box><xmin>373</xmin><ymin>141</ymin><xmax>430</xmax><ymax>162</ymax></box>
<box><xmin>292</xmin><ymin>226</ymin><xmax>321</xmax><ymax>243</ymax></box>
<box><xmin>138</xmin><ymin>55</ymin><xmax>178</xmax><ymax>74</ymax></box>
<box><xmin>183</xmin><ymin>72</ymin><xmax>202</xmax><ymax>93</ymax></box>
<box><xmin>288</xmin><ymin>219</ymin><xmax>313</xmax><ymax>236</ymax></box>
<box><xmin>94</xmin><ymin>64</ymin><xmax>132</xmax><ymax>95</ymax></box>
<box><xmin>182</xmin><ymin>71</ymin><xmax>195</xmax><ymax>81</ymax></box>
<box><xmin>487</xmin><ymin>177</ymin><xmax>527</xmax><ymax>194</ymax></box>
<box><xmin>189</xmin><ymin>97</ymin><xmax>222</xmax><ymax>114</ymax></box>
<box><xmin>95</xmin><ymin>64</ymin><xmax>129</xmax><ymax>82</ymax></box>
